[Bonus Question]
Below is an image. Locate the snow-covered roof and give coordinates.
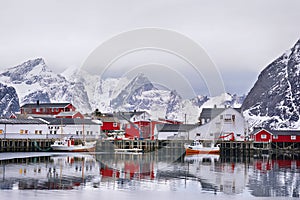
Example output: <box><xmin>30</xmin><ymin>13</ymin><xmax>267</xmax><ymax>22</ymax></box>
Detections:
<box><xmin>156</xmin><ymin>124</ymin><xmax>198</xmax><ymax>132</ymax></box>
<box><xmin>200</xmin><ymin>107</ymin><xmax>242</xmax><ymax>120</ymax></box>
<box><xmin>40</xmin><ymin>118</ymin><xmax>99</xmax><ymax>125</ymax></box>
<box><xmin>0</xmin><ymin>118</ymin><xmax>47</xmax><ymax>124</ymax></box>
<box><xmin>56</xmin><ymin>111</ymin><xmax>80</xmax><ymax>117</ymax></box>
<box><xmin>21</xmin><ymin>102</ymin><xmax>72</xmax><ymax>108</ymax></box>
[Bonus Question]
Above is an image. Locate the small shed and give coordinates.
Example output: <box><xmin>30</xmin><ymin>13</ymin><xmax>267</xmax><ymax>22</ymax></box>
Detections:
<box><xmin>252</xmin><ymin>128</ymin><xmax>273</xmax><ymax>143</ymax></box>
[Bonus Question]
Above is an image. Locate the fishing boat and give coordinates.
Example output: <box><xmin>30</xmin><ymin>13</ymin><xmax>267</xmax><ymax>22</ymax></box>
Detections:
<box><xmin>51</xmin><ymin>137</ymin><xmax>96</xmax><ymax>152</ymax></box>
<box><xmin>184</xmin><ymin>140</ymin><xmax>220</xmax><ymax>155</ymax></box>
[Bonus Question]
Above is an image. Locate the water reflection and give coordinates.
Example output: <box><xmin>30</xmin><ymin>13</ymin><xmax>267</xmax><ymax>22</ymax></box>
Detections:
<box><xmin>0</xmin><ymin>152</ymin><xmax>300</xmax><ymax>197</ymax></box>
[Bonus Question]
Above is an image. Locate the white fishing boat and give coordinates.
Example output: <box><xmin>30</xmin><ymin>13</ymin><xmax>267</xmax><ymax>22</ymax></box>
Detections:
<box><xmin>184</xmin><ymin>140</ymin><xmax>220</xmax><ymax>155</ymax></box>
<box><xmin>51</xmin><ymin>137</ymin><xmax>96</xmax><ymax>152</ymax></box>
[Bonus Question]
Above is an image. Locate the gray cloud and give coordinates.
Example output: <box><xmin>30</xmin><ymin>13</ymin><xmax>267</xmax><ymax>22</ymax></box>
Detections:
<box><xmin>0</xmin><ymin>0</ymin><xmax>300</xmax><ymax>95</ymax></box>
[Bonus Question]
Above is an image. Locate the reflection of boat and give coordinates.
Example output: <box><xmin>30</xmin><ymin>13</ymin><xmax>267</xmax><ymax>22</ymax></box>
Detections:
<box><xmin>184</xmin><ymin>140</ymin><xmax>220</xmax><ymax>155</ymax></box>
<box><xmin>184</xmin><ymin>154</ymin><xmax>220</xmax><ymax>164</ymax></box>
<box><xmin>51</xmin><ymin>137</ymin><xmax>96</xmax><ymax>152</ymax></box>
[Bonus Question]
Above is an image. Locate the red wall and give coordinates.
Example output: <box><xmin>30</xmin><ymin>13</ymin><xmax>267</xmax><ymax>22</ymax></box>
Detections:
<box><xmin>254</xmin><ymin>130</ymin><xmax>272</xmax><ymax>142</ymax></box>
<box><xmin>21</xmin><ymin>104</ymin><xmax>76</xmax><ymax>115</ymax></box>
<box><xmin>125</xmin><ymin>121</ymin><xmax>163</xmax><ymax>140</ymax></box>
<box><xmin>272</xmin><ymin>135</ymin><xmax>300</xmax><ymax>143</ymax></box>
<box><xmin>101</xmin><ymin>122</ymin><xmax>120</xmax><ymax>132</ymax></box>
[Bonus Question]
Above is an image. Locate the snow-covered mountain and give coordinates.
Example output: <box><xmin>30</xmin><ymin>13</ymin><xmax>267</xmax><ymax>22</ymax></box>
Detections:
<box><xmin>242</xmin><ymin>39</ymin><xmax>300</xmax><ymax>129</ymax></box>
<box><xmin>0</xmin><ymin>58</ymin><xmax>91</xmax><ymax>113</ymax></box>
<box><xmin>0</xmin><ymin>82</ymin><xmax>20</xmax><ymax>117</ymax></box>
<box><xmin>0</xmin><ymin>58</ymin><xmax>243</xmax><ymax>122</ymax></box>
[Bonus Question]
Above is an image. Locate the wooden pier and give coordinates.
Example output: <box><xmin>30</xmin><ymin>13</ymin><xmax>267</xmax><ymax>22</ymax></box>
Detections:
<box><xmin>96</xmin><ymin>139</ymin><xmax>189</xmax><ymax>156</ymax></box>
<box><xmin>1</xmin><ymin>138</ymin><xmax>300</xmax><ymax>157</ymax></box>
<box><xmin>0</xmin><ymin>138</ymin><xmax>87</xmax><ymax>152</ymax></box>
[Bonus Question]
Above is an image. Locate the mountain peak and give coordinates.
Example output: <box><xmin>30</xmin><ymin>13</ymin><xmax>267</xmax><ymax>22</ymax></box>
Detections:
<box><xmin>242</xmin><ymin>38</ymin><xmax>300</xmax><ymax>129</ymax></box>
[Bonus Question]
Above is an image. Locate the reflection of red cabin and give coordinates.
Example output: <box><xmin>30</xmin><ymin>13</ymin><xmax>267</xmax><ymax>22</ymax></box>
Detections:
<box><xmin>254</xmin><ymin>160</ymin><xmax>272</xmax><ymax>171</ymax></box>
<box><xmin>21</xmin><ymin>101</ymin><xmax>76</xmax><ymax>115</ymax></box>
<box><xmin>252</xmin><ymin>129</ymin><xmax>273</xmax><ymax>142</ymax></box>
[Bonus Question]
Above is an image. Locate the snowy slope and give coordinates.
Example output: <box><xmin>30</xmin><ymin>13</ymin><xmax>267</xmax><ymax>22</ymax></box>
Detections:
<box><xmin>0</xmin><ymin>58</ymin><xmax>244</xmax><ymax>122</ymax></box>
<box><xmin>0</xmin><ymin>82</ymin><xmax>20</xmax><ymax>117</ymax></box>
<box><xmin>0</xmin><ymin>58</ymin><xmax>91</xmax><ymax>113</ymax></box>
<box><xmin>242</xmin><ymin>39</ymin><xmax>300</xmax><ymax>129</ymax></box>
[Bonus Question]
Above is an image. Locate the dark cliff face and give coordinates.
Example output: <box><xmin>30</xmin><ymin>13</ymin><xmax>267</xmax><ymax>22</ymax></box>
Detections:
<box><xmin>0</xmin><ymin>83</ymin><xmax>20</xmax><ymax>117</ymax></box>
<box><xmin>242</xmin><ymin>39</ymin><xmax>300</xmax><ymax>128</ymax></box>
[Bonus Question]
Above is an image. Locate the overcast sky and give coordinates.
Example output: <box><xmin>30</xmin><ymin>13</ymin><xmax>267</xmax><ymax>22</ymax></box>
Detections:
<box><xmin>1</xmin><ymin>0</ymin><xmax>300</xmax><ymax>97</ymax></box>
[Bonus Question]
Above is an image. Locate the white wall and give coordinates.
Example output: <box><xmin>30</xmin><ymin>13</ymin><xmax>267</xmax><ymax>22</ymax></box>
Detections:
<box><xmin>189</xmin><ymin>108</ymin><xmax>246</xmax><ymax>141</ymax></box>
<box><xmin>0</xmin><ymin>123</ymin><xmax>49</xmax><ymax>139</ymax></box>
<box><xmin>48</xmin><ymin>124</ymin><xmax>101</xmax><ymax>140</ymax></box>
<box><xmin>0</xmin><ymin>123</ymin><xmax>101</xmax><ymax>140</ymax></box>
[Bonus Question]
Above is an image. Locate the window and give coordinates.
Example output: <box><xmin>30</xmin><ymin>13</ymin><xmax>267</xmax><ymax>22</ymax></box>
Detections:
<box><xmin>237</xmin><ymin>134</ymin><xmax>241</xmax><ymax>137</ymax></box>
<box><xmin>261</xmin><ymin>134</ymin><xmax>267</xmax><ymax>139</ymax></box>
<box><xmin>220</xmin><ymin>115</ymin><xmax>223</xmax><ymax>120</ymax></box>
<box><xmin>232</xmin><ymin>115</ymin><xmax>235</xmax><ymax>122</ymax></box>
<box><xmin>90</xmin><ymin>131</ymin><xmax>93</xmax><ymax>135</ymax></box>
<box><xmin>20</xmin><ymin>129</ymin><xmax>24</xmax><ymax>134</ymax></box>
<box><xmin>50</xmin><ymin>131</ymin><xmax>52</xmax><ymax>134</ymax></box>
<box><xmin>113</xmin><ymin>122</ymin><xmax>118</xmax><ymax>127</ymax></box>
<box><xmin>210</xmin><ymin>133</ymin><xmax>213</xmax><ymax>137</ymax></box>
<box><xmin>273</xmin><ymin>135</ymin><xmax>278</xmax><ymax>139</ymax></box>
<box><xmin>53</xmin><ymin>131</ymin><xmax>57</xmax><ymax>134</ymax></box>
<box><xmin>291</xmin><ymin>135</ymin><xmax>296</xmax><ymax>140</ymax></box>
<box><xmin>224</xmin><ymin>114</ymin><xmax>232</xmax><ymax>122</ymax></box>
<box><xmin>80</xmin><ymin>131</ymin><xmax>83</xmax><ymax>135</ymax></box>
<box><xmin>196</xmin><ymin>133</ymin><xmax>201</xmax><ymax>136</ymax></box>
<box><xmin>39</xmin><ymin>130</ymin><xmax>42</xmax><ymax>134</ymax></box>
<box><xmin>206</xmin><ymin>118</ymin><xmax>210</xmax><ymax>123</ymax></box>
<box><xmin>0</xmin><ymin>129</ymin><xmax>3</xmax><ymax>134</ymax></box>
<box><xmin>35</xmin><ymin>130</ymin><xmax>38</xmax><ymax>134</ymax></box>
<box><xmin>87</xmin><ymin>131</ymin><xmax>89</xmax><ymax>135</ymax></box>
<box><xmin>76</xmin><ymin>131</ymin><xmax>79</xmax><ymax>135</ymax></box>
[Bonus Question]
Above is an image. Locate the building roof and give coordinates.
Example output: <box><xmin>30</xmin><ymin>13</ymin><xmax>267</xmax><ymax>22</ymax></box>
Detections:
<box><xmin>99</xmin><ymin>116</ymin><xmax>120</xmax><ymax>123</ymax></box>
<box><xmin>156</xmin><ymin>124</ymin><xmax>198</xmax><ymax>132</ymax></box>
<box><xmin>114</xmin><ymin>111</ymin><xmax>150</xmax><ymax>121</ymax></box>
<box><xmin>199</xmin><ymin>107</ymin><xmax>242</xmax><ymax>120</ymax></box>
<box><xmin>0</xmin><ymin>118</ymin><xmax>47</xmax><ymax>124</ymax></box>
<box><xmin>40</xmin><ymin>118</ymin><xmax>99</xmax><ymax>125</ymax></box>
<box><xmin>272</xmin><ymin>130</ymin><xmax>300</xmax><ymax>136</ymax></box>
<box><xmin>56</xmin><ymin>111</ymin><xmax>81</xmax><ymax>117</ymax></box>
<box><xmin>251</xmin><ymin>128</ymin><xmax>300</xmax><ymax>136</ymax></box>
<box><xmin>21</xmin><ymin>102</ymin><xmax>72</xmax><ymax>108</ymax></box>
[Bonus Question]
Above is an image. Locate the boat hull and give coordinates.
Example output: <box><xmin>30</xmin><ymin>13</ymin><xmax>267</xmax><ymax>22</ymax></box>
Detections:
<box><xmin>185</xmin><ymin>148</ymin><xmax>220</xmax><ymax>155</ymax></box>
<box><xmin>51</xmin><ymin>146</ymin><xmax>96</xmax><ymax>152</ymax></box>
<box><xmin>51</xmin><ymin>141</ymin><xmax>97</xmax><ymax>152</ymax></box>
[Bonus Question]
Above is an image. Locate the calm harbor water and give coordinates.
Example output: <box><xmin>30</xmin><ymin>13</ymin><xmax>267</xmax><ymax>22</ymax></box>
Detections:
<box><xmin>0</xmin><ymin>151</ymin><xmax>299</xmax><ymax>199</ymax></box>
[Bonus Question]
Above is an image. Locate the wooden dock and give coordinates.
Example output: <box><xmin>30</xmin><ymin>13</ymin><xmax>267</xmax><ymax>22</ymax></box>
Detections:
<box><xmin>1</xmin><ymin>138</ymin><xmax>300</xmax><ymax>157</ymax></box>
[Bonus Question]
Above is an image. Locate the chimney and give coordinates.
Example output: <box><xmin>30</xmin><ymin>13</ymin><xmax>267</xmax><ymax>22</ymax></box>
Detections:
<box><xmin>37</xmin><ymin>100</ymin><xmax>40</xmax><ymax>105</ymax></box>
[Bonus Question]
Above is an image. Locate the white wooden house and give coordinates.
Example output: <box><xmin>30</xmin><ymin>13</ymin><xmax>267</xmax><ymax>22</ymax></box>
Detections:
<box><xmin>0</xmin><ymin>118</ymin><xmax>49</xmax><ymax>139</ymax></box>
<box><xmin>189</xmin><ymin>108</ymin><xmax>246</xmax><ymax>141</ymax></box>
<box><xmin>42</xmin><ymin>118</ymin><xmax>102</xmax><ymax>140</ymax></box>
